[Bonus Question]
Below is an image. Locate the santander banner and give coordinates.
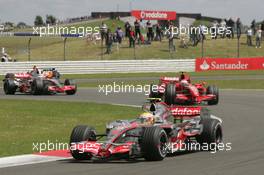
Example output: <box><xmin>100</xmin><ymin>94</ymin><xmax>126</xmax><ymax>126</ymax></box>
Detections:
<box><xmin>131</xmin><ymin>10</ymin><xmax>176</xmax><ymax>20</ymax></box>
<box><xmin>195</xmin><ymin>57</ymin><xmax>264</xmax><ymax>71</ymax></box>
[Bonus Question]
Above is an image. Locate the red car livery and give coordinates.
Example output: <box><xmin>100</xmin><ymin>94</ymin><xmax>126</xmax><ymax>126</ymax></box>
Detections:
<box><xmin>149</xmin><ymin>72</ymin><xmax>219</xmax><ymax>105</ymax></box>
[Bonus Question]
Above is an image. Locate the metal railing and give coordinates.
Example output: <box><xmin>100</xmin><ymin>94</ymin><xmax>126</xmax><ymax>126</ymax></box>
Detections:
<box><xmin>0</xmin><ymin>59</ymin><xmax>195</xmax><ymax>75</ymax></box>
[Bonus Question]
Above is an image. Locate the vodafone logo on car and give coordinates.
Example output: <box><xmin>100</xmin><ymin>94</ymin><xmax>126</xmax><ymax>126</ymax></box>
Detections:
<box><xmin>196</xmin><ymin>57</ymin><xmax>264</xmax><ymax>71</ymax></box>
<box><xmin>171</xmin><ymin>107</ymin><xmax>201</xmax><ymax>116</ymax></box>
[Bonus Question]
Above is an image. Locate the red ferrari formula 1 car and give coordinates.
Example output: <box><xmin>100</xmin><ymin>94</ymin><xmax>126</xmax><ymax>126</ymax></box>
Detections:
<box><xmin>149</xmin><ymin>72</ymin><xmax>219</xmax><ymax>105</ymax></box>
<box><xmin>3</xmin><ymin>68</ymin><xmax>77</xmax><ymax>95</ymax></box>
<box><xmin>69</xmin><ymin>99</ymin><xmax>223</xmax><ymax>161</ymax></box>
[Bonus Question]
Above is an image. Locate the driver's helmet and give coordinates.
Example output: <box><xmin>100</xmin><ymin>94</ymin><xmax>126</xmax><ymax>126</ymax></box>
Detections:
<box><xmin>45</xmin><ymin>71</ymin><xmax>53</xmax><ymax>79</ymax></box>
<box><xmin>138</xmin><ymin>112</ymin><xmax>155</xmax><ymax>125</ymax></box>
<box><xmin>180</xmin><ymin>80</ymin><xmax>189</xmax><ymax>87</ymax></box>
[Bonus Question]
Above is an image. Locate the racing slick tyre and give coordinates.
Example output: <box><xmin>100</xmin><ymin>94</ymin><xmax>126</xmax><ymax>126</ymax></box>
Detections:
<box><xmin>3</xmin><ymin>79</ymin><xmax>17</xmax><ymax>95</ymax></box>
<box><xmin>5</xmin><ymin>73</ymin><xmax>15</xmax><ymax>79</ymax></box>
<box><xmin>196</xmin><ymin>118</ymin><xmax>223</xmax><ymax>151</ymax></box>
<box><xmin>164</xmin><ymin>83</ymin><xmax>176</xmax><ymax>105</ymax></box>
<box><xmin>149</xmin><ymin>84</ymin><xmax>161</xmax><ymax>98</ymax></box>
<box><xmin>141</xmin><ymin>127</ymin><xmax>168</xmax><ymax>161</ymax></box>
<box><xmin>43</xmin><ymin>80</ymin><xmax>54</xmax><ymax>95</ymax></box>
<box><xmin>70</xmin><ymin>125</ymin><xmax>96</xmax><ymax>160</ymax></box>
<box><xmin>31</xmin><ymin>78</ymin><xmax>44</xmax><ymax>95</ymax></box>
<box><xmin>64</xmin><ymin>79</ymin><xmax>77</xmax><ymax>95</ymax></box>
<box><xmin>207</xmin><ymin>85</ymin><xmax>219</xmax><ymax>105</ymax></box>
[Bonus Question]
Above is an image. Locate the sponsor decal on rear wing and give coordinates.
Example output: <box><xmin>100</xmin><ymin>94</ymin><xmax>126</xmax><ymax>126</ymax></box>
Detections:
<box><xmin>160</xmin><ymin>77</ymin><xmax>180</xmax><ymax>82</ymax></box>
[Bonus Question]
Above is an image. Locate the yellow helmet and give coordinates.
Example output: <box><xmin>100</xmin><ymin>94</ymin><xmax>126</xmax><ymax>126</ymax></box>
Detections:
<box><xmin>138</xmin><ymin>112</ymin><xmax>155</xmax><ymax>125</ymax></box>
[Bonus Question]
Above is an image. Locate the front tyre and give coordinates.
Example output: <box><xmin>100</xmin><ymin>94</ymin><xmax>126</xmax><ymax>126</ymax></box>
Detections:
<box><xmin>70</xmin><ymin>125</ymin><xmax>96</xmax><ymax>160</ymax></box>
<box><xmin>31</xmin><ymin>78</ymin><xmax>44</xmax><ymax>95</ymax></box>
<box><xmin>207</xmin><ymin>85</ymin><xmax>219</xmax><ymax>105</ymax></box>
<box><xmin>3</xmin><ymin>79</ymin><xmax>17</xmax><ymax>95</ymax></box>
<box><xmin>141</xmin><ymin>127</ymin><xmax>168</xmax><ymax>161</ymax></box>
<box><xmin>196</xmin><ymin>118</ymin><xmax>223</xmax><ymax>151</ymax></box>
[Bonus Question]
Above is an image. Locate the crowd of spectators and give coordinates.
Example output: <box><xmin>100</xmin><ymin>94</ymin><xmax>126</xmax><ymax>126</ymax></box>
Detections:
<box><xmin>98</xmin><ymin>18</ymin><xmax>263</xmax><ymax>55</ymax></box>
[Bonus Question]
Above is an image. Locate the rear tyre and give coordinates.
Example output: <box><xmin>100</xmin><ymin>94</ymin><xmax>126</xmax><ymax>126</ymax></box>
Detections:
<box><xmin>64</xmin><ymin>79</ymin><xmax>77</xmax><ymax>95</ymax></box>
<box><xmin>31</xmin><ymin>78</ymin><xmax>44</xmax><ymax>95</ymax></box>
<box><xmin>196</xmin><ymin>118</ymin><xmax>223</xmax><ymax>151</ymax></box>
<box><xmin>5</xmin><ymin>73</ymin><xmax>15</xmax><ymax>79</ymax></box>
<box><xmin>164</xmin><ymin>83</ymin><xmax>176</xmax><ymax>105</ymax></box>
<box><xmin>141</xmin><ymin>127</ymin><xmax>168</xmax><ymax>161</ymax></box>
<box><xmin>3</xmin><ymin>79</ymin><xmax>17</xmax><ymax>95</ymax></box>
<box><xmin>43</xmin><ymin>80</ymin><xmax>54</xmax><ymax>95</ymax></box>
<box><xmin>70</xmin><ymin>125</ymin><xmax>96</xmax><ymax>160</ymax></box>
<box><xmin>207</xmin><ymin>85</ymin><xmax>219</xmax><ymax>105</ymax></box>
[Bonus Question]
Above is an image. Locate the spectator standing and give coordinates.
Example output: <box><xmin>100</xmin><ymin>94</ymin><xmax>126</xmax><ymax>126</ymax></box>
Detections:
<box><xmin>236</xmin><ymin>18</ymin><xmax>242</xmax><ymax>39</ymax></box>
<box><xmin>155</xmin><ymin>23</ymin><xmax>162</xmax><ymax>41</ymax></box>
<box><xmin>247</xmin><ymin>28</ymin><xmax>253</xmax><ymax>46</ymax></box>
<box><xmin>220</xmin><ymin>19</ymin><xmax>227</xmax><ymax>38</ymax></box>
<box><xmin>129</xmin><ymin>27</ymin><xmax>136</xmax><ymax>48</ymax></box>
<box><xmin>146</xmin><ymin>20</ymin><xmax>154</xmax><ymax>42</ymax></box>
<box><xmin>100</xmin><ymin>22</ymin><xmax>108</xmax><ymax>44</ymax></box>
<box><xmin>200</xmin><ymin>25</ymin><xmax>206</xmax><ymax>40</ymax></box>
<box><xmin>251</xmin><ymin>20</ymin><xmax>256</xmax><ymax>35</ymax></box>
<box><xmin>124</xmin><ymin>21</ymin><xmax>131</xmax><ymax>39</ymax></box>
<box><xmin>256</xmin><ymin>26</ymin><xmax>262</xmax><ymax>48</ymax></box>
<box><xmin>191</xmin><ymin>26</ymin><xmax>199</xmax><ymax>46</ymax></box>
<box><xmin>211</xmin><ymin>21</ymin><xmax>219</xmax><ymax>39</ymax></box>
<box><xmin>134</xmin><ymin>19</ymin><xmax>141</xmax><ymax>39</ymax></box>
<box><xmin>115</xmin><ymin>27</ymin><xmax>124</xmax><ymax>44</ymax></box>
<box><xmin>105</xmin><ymin>29</ymin><xmax>113</xmax><ymax>54</ymax></box>
<box><xmin>261</xmin><ymin>21</ymin><xmax>264</xmax><ymax>41</ymax></box>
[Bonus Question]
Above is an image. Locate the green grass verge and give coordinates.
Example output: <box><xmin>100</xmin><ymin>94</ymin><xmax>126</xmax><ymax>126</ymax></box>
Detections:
<box><xmin>0</xmin><ymin>99</ymin><xmax>140</xmax><ymax>157</ymax></box>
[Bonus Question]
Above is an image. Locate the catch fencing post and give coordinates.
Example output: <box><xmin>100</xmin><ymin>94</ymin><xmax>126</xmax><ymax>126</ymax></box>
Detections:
<box><xmin>201</xmin><ymin>37</ymin><xmax>204</xmax><ymax>58</ymax></box>
<box><xmin>63</xmin><ymin>37</ymin><xmax>67</xmax><ymax>61</ymax></box>
<box><xmin>133</xmin><ymin>45</ymin><xmax>136</xmax><ymax>59</ymax></box>
<box><xmin>237</xmin><ymin>37</ymin><xmax>240</xmax><ymax>58</ymax></box>
<box><xmin>101</xmin><ymin>39</ymin><xmax>103</xmax><ymax>60</ymax></box>
<box><xmin>28</xmin><ymin>37</ymin><xmax>31</xmax><ymax>61</ymax></box>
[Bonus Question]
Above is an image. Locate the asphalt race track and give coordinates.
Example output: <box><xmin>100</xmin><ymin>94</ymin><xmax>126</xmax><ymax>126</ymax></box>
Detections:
<box><xmin>1</xmin><ymin>88</ymin><xmax>264</xmax><ymax>175</ymax></box>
